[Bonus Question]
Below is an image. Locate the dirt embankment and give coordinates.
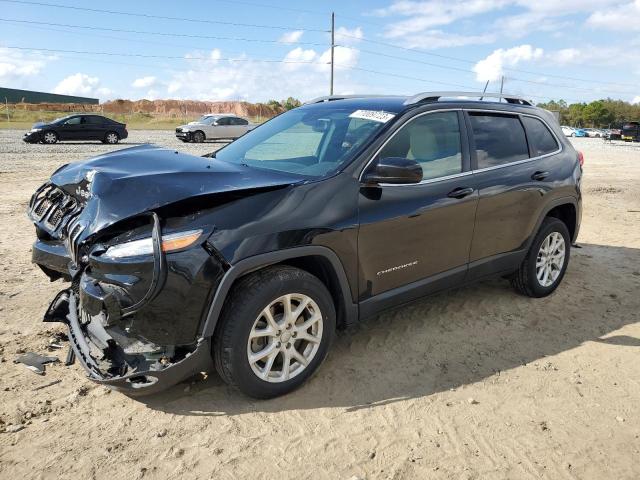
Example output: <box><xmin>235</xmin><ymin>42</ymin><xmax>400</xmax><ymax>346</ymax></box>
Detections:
<box><xmin>6</xmin><ymin>100</ymin><xmax>284</xmax><ymax>118</ymax></box>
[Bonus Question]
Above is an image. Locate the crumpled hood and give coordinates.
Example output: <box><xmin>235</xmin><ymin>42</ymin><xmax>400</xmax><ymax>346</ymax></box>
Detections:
<box><xmin>50</xmin><ymin>144</ymin><xmax>302</xmax><ymax>236</ymax></box>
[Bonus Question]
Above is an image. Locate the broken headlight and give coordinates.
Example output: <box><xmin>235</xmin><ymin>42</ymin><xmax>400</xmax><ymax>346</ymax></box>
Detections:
<box><xmin>103</xmin><ymin>229</ymin><xmax>203</xmax><ymax>259</ymax></box>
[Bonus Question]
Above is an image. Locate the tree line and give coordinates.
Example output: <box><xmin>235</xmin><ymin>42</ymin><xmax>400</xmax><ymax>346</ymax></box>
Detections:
<box><xmin>536</xmin><ymin>98</ymin><xmax>640</xmax><ymax>128</ymax></box>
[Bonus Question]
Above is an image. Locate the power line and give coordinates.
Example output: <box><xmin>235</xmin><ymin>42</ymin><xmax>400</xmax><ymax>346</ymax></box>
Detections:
<box><xmin>2</xmin><ymin>45</ymin><xmax>330</xmax><ymax>64</ymax></box>
<box><xmin>0</xmin><ymin>18</ymin><xmax>329</xmax><ymax>46</ymax></box>
<box><xmin>347</xmin><ymin>46</ymin><xmax>638</xmax><ymax>96</ymax></box>
<box><xmin>0</xmin><ymin>0</ymin><xmax>329</xmax><ymax>32</ymax></box>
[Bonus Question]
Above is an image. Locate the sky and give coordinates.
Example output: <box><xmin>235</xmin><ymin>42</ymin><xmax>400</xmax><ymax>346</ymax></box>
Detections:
<box><xmin>1</xmin><ymin>0</ymin><xmax>639</xmax><ymax>105</ymax></box>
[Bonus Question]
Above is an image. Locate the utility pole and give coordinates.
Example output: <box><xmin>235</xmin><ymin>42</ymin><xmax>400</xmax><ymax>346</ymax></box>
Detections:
<box><xmin>499</xmin><ymin>75</ymin><xmax>504</xmax><ymax>95</ymax></box>
<box><xmin>330</xmin><ymin>12</ymin><xmax>335</xmax><ymax>95</ymax></box>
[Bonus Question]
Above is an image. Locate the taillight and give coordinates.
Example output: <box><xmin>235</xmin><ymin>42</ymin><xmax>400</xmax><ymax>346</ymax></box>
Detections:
<box><xmin>577</xmin><ymin>151</ymin><xmax>584</xmax><ymax>167</ymax></box>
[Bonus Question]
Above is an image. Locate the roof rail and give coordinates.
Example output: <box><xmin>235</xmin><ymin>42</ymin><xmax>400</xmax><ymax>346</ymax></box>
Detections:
<box><xmin>404</xmin><ymin>91</ymin><xmax>533</xmax><ymax>106</ymax></box>
<box><xmin>304</xmin><ymin>94</ymin><xmax>394</xmax><ymax>105</ymax></box>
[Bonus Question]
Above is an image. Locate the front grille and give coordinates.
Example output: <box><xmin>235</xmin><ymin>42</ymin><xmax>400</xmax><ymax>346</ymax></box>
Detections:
<box><xmin>175</xmin><ymin>128</ymin><xmax>182</xmax><ymax>133</ymax></box>
<box><xmin>29</xmin><ymin>183</ymin><xmax>82</xmax><ymax>236</ymax></box>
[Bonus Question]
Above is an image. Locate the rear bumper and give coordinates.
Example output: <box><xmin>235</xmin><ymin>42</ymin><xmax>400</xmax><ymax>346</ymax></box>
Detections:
<box><xmin>46</xmin><ymin>290</ymin><xmax>212</xmax><ymax>396</ymax></box>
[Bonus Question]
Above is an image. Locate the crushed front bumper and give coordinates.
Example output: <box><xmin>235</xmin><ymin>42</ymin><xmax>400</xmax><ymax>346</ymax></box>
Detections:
<box><xmin>46</xmin><ymin>290</ymin><xmax>213</xmax><ymax>395</ymax></box>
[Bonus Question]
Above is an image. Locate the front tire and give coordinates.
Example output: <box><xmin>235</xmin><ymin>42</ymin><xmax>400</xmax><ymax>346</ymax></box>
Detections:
<box><xmin>213</xmin><ymin>266</ymin><xmax>336</xmax><ymax>399</ymax></box>
<box><xmin>511</xmin><ymin>217</ymin><xmax>571</xmax><ymax>297</ymax></box>
<box><xmin>192</xmin><ymin>130</ymin><xmax>205</xmax><ymax>143</ymax></box>
<box><xmin>42</xmin><ymin>131</ymin><xmax>58</xmax><ymax>144</ymax></box>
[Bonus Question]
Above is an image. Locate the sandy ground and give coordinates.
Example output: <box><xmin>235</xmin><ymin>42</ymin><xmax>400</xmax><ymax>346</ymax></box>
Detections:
<box><xmin>0</xmin><ymin>131</ymin><xmax>639</xmax><ymax>480</ymax></box>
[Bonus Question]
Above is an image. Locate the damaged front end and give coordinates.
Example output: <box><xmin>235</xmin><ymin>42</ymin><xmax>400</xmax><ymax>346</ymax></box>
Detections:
<box><xmin>27</xmin><ymin>146</ymin><xmax>300</xmax><ymax>394</ymax></box>
<box><xmin>30</xmin><ymin>197</ymin><xmax>220</xmax><ymax>394</ymax></box>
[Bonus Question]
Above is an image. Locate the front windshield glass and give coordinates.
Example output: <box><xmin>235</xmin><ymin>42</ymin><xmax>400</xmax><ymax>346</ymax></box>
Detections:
<box><xmin>52</xmin><ymin>115</ymin><xmax>73</xmax><ymax>124</ymax></box>
<box><xmin>213</xmin><ymin>106</ymin><xmax>392</xmax><ymax>178</ymax></box>
<box><xmin>197</xmin><ymin>115</ymin><xmax>218</xmax><ymax>125</ymax></box>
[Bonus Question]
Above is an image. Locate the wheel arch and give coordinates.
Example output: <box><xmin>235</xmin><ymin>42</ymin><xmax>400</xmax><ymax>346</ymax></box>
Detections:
<box><xmin>528</xmin><ymin>197</ymin><xmax>579</xmax><ymax>248</ymax></box>
<box><xmin>193</xmin><ymin>130</ymin><xmax>206</xmax><ymax>141</ymax></box>
<box><xmin>201</xmin><ymin>246</ymin><xmax>358</xmax><ymax>339</ymax></box>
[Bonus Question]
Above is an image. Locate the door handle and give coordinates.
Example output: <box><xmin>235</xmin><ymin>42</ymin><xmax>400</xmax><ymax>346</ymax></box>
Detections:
<box><xmin>447</xmin><ymin>187</ymin><xmax>475</xmax><ymax>199</ymax></box>
<box><xmin>531</xmin><ymin>171</ymin><xmax>549</xmax><ymax>181</ymax></box>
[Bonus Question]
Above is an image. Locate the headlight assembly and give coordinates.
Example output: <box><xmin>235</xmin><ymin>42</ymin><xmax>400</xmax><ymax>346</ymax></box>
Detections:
<box><xmin>103</xmin><ymin>229</ymin><xmax>203</xmax><ymax>259</ymax></box>
<box><xmin>30</xmin><ymin>128</ymin><xmax>43</xmax><ymax>132</ymax></box>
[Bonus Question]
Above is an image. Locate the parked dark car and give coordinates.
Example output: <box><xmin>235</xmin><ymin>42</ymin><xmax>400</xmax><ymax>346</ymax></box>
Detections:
<box><xmin>23</xmin><ymin>114</ymin><xmax>128</xmax><ymax>144</ymax></box>
<box><xmin>27</xmin><ymin>92</ymin><xmax>582</xmax><ymax>399</ymax></box>
<box><xmin>621</xmin><ymin>121</ymin><xmax>640</xmax><ymax>142</ymax></box>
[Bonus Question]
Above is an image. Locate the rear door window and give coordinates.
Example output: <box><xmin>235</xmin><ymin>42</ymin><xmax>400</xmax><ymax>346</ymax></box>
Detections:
<box><xmin>521</xmin><ymin>116</ymin><xmax>559</xmax><ymax>156</ymax></box>
<box><xmin>468</xmin><ymin>113</ymin><xmax>529</xmax><ymax>168</ymax></box>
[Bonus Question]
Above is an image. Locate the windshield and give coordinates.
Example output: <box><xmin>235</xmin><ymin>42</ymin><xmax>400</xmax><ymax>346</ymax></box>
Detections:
<box><xmin>213</xmin><ymin>106</ymin><xmax>392</xmax><ymax>177</ymax></box>
<box><xmin>197</xmin><ymin>115</ymin><xmax>218</xmax><ymax>124</ymax></box>
<box><xmin>50</xmin><ymin>115</ymin><xmax>73</xmax><ymax>124</ymax></box>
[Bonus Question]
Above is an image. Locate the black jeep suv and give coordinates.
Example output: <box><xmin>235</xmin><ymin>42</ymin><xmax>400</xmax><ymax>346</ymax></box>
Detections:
<box><xmin>28</xmin><ymin>92</ymin><xmax>582</xmax><ymax>399</ymax></box>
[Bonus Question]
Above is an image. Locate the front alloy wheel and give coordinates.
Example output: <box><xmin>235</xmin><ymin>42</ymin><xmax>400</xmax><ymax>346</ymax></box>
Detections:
<box><xmin>43</xmin><ymin>131</ymin><xmax>58</xmax><ymax>144</ymax></box>
<box><xmin>247</xmin><ymin>294</ymin><xmax>323</xmax><ymax>382</ymax></box>
<box><xmin>214</xmin><ymin>266</ymin><xmax>336</xmax><ymax>398</ymax></box>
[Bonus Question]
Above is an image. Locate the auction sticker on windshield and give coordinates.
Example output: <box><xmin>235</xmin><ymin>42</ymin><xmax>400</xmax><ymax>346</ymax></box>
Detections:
<box><xmin>349</xmin><ymin>110</ymin><xmax>395</xmax><ymax>123</ymax></box>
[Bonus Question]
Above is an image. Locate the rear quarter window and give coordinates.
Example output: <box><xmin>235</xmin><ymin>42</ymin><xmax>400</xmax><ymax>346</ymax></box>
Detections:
<box><xmin>469</xmin><ymin>113</ymin><xmax>529</xmax><ymax>168</ymax></box>
<box><xmin>521</xmin><ymin>116</ymin><xmax>559</xmax><ymax>156</ymax></box>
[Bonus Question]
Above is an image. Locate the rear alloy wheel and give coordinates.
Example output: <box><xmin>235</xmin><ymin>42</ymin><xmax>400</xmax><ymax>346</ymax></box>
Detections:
<box><xmin>105</xmin><ymin>132</ymin><xmax>119</xmax><ymax>144</ymax></box>
<box><xmin>214</xmin><ymin>266</ymin><xmax>335</xmax><ymax>398</ymax></box>
<box><xmin>511</xmin><ymin>217</ymin><xmax>571</xmax><ymax>297</ymax></box>
<box><xmin>192</xmin><ymin>131</ymin><xmax>205</xmax><ymax>143</ymax></box>
<box><xmin>43</xmin><ymin>131</ymin><xmax>58</xmax><ymax>144</ymax></box>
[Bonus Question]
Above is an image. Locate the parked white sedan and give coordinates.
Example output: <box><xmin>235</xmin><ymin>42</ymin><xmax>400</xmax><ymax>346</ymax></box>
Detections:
<box><xmin>175</xmin><ymin>114</ymin><xmax>256</xmax><ymax>142</ymax></box>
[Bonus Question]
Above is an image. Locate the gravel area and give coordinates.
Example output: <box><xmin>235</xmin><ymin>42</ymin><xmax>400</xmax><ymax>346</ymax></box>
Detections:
<box><xmin>0</xmin><ymin>130</ymin><xmax>639</xmax><ymax>479</ymax></box>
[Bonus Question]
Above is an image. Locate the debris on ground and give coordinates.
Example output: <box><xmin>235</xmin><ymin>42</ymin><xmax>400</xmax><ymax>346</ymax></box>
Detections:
<box><xmin>13</xmin><ymin>352</ymin><xmax>59</xmax><ymax>375</ymax></box>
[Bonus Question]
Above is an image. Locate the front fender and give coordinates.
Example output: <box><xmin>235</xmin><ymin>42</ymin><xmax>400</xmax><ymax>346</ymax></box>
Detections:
<box><xmin>200</xmin><ymin>245</ymin><xmax>358</xmax><ymax>339</ymax></box>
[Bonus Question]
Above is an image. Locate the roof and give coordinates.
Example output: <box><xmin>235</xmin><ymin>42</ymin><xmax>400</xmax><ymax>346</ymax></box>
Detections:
<box><xmin>301</xmin><ymin>92</ymin><xmax>535</xmax><ymax>114</ymax></box>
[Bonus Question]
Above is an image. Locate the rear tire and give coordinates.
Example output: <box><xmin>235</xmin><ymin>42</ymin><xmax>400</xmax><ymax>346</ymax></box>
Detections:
<box><xmin>104</xmin><ymin>132</ymin><xmax>119</xmax><ymax>144</ymax></box>
<box><xmin>192</xmin><ymin>131</ymin><xmax>205</xmax><ymax>143</ymax></box>
<box><xmin>511</xmin><ymin>217</ymin><xmax>570</xmax><ymax>297</ymax></box>
<box><xmin>213</xmin><ymin>266</ymin><xmax>336</xmax><ymax>399</ymax></box>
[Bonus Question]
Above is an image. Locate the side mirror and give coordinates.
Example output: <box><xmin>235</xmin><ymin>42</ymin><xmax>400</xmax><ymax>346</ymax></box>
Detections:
<box><xmin>362</xmin><ymin>157</ymin><xmax>423</xmax><ymax>185</ymax></box>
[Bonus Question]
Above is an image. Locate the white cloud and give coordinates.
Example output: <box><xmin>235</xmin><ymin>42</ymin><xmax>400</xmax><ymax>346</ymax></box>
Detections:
<box><xmin>394</xmin><ymin>30</ymin><xmax>495</xmax><ymax>49</ymax></box>
<box><xmin>278</xmin><ymin>30</ymin><xmax>304</xmax><ymax>44</ymax></box>
<box><xmin>335</xmin><ymin>26</ymin><xmax>364</xmax><ymax>44</ymax></box>
<box><xmin>587</xmin><ymin>1</ymin><xmax>640</xmax><ymax>31</ymax></box>
<box><xmin>283</xmin><ymin>47</ymin><xmax>318</xmax><ymax>70</ymax></box>
<box><xmin>0</xmin><ymin>47</ymin><xmax>54</xmax><ymax>82</ymax></box>
<box><xmin>374</xmin><ymin>0</ymin><xmax>509</xmax><ymax>38</ymax></box>
<box><xmin>53</xmin><ymin>73</ymin><xmax>112</xmax><ymax>98</ymax></box>
<box><xmin>632</xmin><ymin>96</ymin><xmax>640</xmax><ymax>105</ymax></box>
<box><xmin>547</xmin><ymin>48</ymin><xmax>581</xmax><ymax>65</ymax></box>
<box><xmin>318</xmin><ymin>46</ymin><xmax>360</xmax><ymax>71</ymax></box>
<box><xmin>473</xmin><ymin>45</ymin><xmax>544</xmax><ymax>82</ymax></box>
<box><xmin>155</xmin><ymin>47</ymin><xmax>365</xmax><ymax>102</ymax></box>
<box><xmin>132</xmin><ymin>76</ymin><xmax>157</xmax><ymax>88</ymax></box>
